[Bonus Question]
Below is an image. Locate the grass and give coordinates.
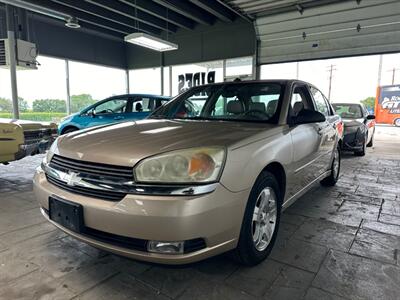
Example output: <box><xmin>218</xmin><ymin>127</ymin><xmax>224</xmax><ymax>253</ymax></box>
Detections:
<box><xmin>0</xmin><ymin>112</ymin><xmax>66</xmax><ymax>122</ymax></box>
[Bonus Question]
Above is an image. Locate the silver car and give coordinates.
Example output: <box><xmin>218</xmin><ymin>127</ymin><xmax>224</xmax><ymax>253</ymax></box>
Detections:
<box><xmin>34</xmin><ymin>80</ymin><xmax>342</xmax><ymax>266</ymax></box>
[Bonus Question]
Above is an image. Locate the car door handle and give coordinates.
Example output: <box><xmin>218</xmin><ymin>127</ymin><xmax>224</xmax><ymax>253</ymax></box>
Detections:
<box><xmin>114</xmin><ymin>116</ymin><xmax>124</xmax><ymax>120</ymax></box>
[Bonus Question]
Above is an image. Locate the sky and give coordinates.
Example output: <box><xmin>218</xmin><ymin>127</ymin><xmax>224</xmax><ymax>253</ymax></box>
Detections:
<box><xmin>0</xmin><ymin>52</ymin><xmax>399</xmax><ymax>107</ymax></box>
<box><xmin>261</xmin><ymin>53</ymin><xmax>400</xmax><ymax>103</ymax></box>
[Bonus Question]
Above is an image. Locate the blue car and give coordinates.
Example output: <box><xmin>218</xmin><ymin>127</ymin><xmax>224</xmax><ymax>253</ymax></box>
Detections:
<box><xmin>58</xmin><ymin>94</ymin><xmax>170</xmax><ymax>135</ymax></box>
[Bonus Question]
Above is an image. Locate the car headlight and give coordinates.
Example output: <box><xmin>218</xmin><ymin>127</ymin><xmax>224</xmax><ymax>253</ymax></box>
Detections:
<box><xmin>41</xmin><ymin>139</ymin><xmax>57</xmax><ymax>168</ymax></box>
<box><xmin>134</xmin><ymin>147</ymin><xmax>226</xmax><ymax>183</ymax></box>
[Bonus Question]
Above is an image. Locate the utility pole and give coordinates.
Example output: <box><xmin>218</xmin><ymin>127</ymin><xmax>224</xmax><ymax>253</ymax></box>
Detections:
<box><xmin>388</xmin><ymin>68</ymin><xmax>400</xmax><ymax>85</ymax></box>
<box><xmin>327</xmin><ymin>64</ymin><xmax>337</xmax><ymax>101</ymax></box>
<box><xmin>377</xmin><ymin>55</ymin><xmax>383</xmax><ymax>87</ymax></box>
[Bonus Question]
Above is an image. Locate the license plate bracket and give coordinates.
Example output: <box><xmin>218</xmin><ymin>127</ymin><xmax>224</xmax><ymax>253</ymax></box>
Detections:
<box><xmin>49</xmin><ymin>196</ymin><xmax>83</xmax><ymax>233</ymax></box>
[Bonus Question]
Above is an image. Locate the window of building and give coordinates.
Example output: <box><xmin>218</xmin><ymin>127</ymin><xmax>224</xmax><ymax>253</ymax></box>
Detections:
<box><xmin>129</xmin><ymin>67</ymin><xmax>161</xmax><ymax>95</ymax></box>
<box><xmin>171</xmin><ymin>61</ymin><xmax>223</xmax><ymax>96</ymax></box>
<box><xmin>70</xmin><ymin>61</ymin><xmax>126</xmax><ymax>113</ymax></box>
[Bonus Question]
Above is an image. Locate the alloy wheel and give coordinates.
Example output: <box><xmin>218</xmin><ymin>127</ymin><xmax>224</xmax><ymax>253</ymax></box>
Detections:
<box><xmin>252</xmin><ymin>187</ymin><xmax>277</xmax><ymax>252</ymax></box>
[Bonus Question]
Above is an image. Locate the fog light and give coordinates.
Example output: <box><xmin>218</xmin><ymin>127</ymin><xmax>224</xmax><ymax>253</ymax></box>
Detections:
<box><xmin>147</xmin><ymin>241</ymin><xmax>184</xmax><ymax>254</ymax></box>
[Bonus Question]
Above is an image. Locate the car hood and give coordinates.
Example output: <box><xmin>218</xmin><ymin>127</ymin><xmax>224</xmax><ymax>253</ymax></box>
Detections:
<box><xmin>0</xmin><ymin>118</ymin><xmax>57</xmax><ymax>130</ymax></box>
<box><xmin>54</xmin><ymin>119</ymin><xmax>283</xmax><ymax>166</ymax></box>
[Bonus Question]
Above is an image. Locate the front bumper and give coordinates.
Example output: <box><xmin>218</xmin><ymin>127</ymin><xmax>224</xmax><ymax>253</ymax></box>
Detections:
<box><xmin>33</xmin><ymin>167</ymin><xmax>249</xmax><ymax>264</ymax></box>
<box><xmin>342</xmin><ymin>129</ymin><xmax>366</xmax><ymax>151</ymax></box>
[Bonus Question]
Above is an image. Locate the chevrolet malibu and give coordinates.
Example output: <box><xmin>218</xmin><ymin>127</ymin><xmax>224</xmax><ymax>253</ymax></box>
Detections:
<box><xmin>34</xmin><ymin>80</ymin><xmax>342</xmax><ymax>266</ymax></box>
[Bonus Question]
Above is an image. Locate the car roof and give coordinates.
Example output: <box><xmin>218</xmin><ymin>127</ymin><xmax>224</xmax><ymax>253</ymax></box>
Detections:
<box><xmin>331</xmin><ymin>103</ymin><xmax>361</xmax><ymax>105</ymax></box>
<box><xmin>108</xmin><ymin>93</ymin><xmax>170</xmax><ymax>100</ymax></box>
<box><xmin>189</xmin><ymin>79</ymin><xmax>318</xmax><ymax>89</ymax></box>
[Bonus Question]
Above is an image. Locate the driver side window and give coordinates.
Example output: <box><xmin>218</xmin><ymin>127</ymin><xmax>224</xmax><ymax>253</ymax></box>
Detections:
<box><xmin>94</xmin><ymin>98</ymin><xmax>128</xmax><ymax>115</ymax></box>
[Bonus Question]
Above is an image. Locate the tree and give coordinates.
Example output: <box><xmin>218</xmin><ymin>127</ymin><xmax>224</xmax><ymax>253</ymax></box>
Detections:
<box><xmin>360</xmin><ymin>96</ymin><xmax>375</xmax><ymax>113</ymax></box>
<box><xmin>0</xmin><ymin>97</ymin><xmax>29</xmax><ymax>113</ymax></box>
<box><xmin>71</xmin><ymin>94</ymin><xmax>97</xmax><ymax>113</ymax></box>
<box><xmin>18</xmin><ymin>97</ymin><xmax>29</xmax><ymax>112</ymax></box>
<box><xmin>0</xmin><ymin>98</ymin><xmax>12</xmax><ymax>112</ymax></box>
<box><xmin>33</xmin><ymin>99</ymin><xmax>67</xmax><ymax>112</ymax></box>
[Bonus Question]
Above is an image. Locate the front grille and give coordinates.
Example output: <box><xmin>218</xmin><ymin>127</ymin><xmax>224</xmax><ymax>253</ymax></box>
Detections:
<box><xmin>82</xmin><ymin>227</ymin><xmax>148</xmax><ymax>252</ymax></box>
<box><xmin>24</xmin><ymin>129</ymin><xmax>52</xmax><ymax>141</ymax></box>
<box><xmin>46</xmin><ymin>175</ymin><xmax>126</xmax><ymax>201</ymax></box>
<box><xmin>49</xmin><ymin>155</ymin><xmax>133</xmax><ymax>180</ymax></box>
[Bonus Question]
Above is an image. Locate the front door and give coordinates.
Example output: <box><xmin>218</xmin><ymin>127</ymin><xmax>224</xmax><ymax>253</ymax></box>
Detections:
<box><xmin>309</xmin><ymin>86</ymin><xmax>337</xmax><ymax>172</ymax></box>
<box><xmin>88</xmin><ymin>97</ymin><xmax>130</xmax><ymax>127</ymax></box>
<box><xmin>287</xmin><ymin>85</ymin><xmax>326</xmax><ymax>199</ymax></box>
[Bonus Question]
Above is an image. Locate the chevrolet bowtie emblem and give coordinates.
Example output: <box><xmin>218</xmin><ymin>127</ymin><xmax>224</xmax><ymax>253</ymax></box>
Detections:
<box><xmin>64</xmin><ymin>172</ymin><xmax>81</xmax><ymax>186</ymax></box>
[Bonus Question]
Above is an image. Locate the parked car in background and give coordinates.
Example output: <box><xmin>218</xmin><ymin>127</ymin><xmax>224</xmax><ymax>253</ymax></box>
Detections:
<box><xmin>58</xmin><ymin>94</ymin><xmax>170</xmax><ymax>134</ymax></box>
<box><xmin>332</xmin><ymin>103</ymin><xmax>375</xmax><ymax>156</ymax></box>
<box><xmin>0</xmin><ymin>118</ymin><xmax>57</xmax><ymax>164</ymax></box>
<box><xmin>35</xmin><ymin>80</ymin><xmax>342</xmax><ymax>266</ymax></box>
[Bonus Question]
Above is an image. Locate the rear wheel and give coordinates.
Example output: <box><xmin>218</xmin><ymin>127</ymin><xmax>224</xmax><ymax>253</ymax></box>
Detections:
<box><xmin>394</xmin><ymin>118</ymin><xmax>400</xmax><ymax>127</ymax></box>
<box><xmin>234</xmin><ymin>171</ymin><xmax>281</xmax><ymax>266</ymax></box>
<box><xmin>321</xmin><ymin>146</ymin><xmax>341</xmax><ymax>186</ymax></box>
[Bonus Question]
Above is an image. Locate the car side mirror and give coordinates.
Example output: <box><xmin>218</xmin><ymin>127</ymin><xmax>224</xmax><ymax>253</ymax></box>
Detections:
<box><xmin>366</xmin><ymin>114</ymin><xmax>375</xmax><ymax>120</ymax></box>
<box><xmin>292</xmin><ymin>109</ymin><xmax>326</xmax><ymax>125</ymax></box>
<box><xmin>87</xmin><ymin>110</ymin><xmax>96</xmax><ymax>118</ymax></box>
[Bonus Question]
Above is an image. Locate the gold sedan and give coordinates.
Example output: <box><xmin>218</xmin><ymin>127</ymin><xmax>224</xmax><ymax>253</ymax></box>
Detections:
<box><xmin>34</xmin><ymin>80</ymin><xmax>342</xmax><ymax>265</ymax></box>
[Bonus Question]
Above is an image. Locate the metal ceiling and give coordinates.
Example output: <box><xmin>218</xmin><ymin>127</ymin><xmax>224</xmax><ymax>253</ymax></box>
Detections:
<box><xmin>0</xmin><ymin>0</ymin><xmax>248</xmax><ymax>38</ymax></box>
<box><xmin>221</xmin><ymin>0</ymin><xmax>353</xmax><ymax>18</ymax></box>
<box><xmin>250</xmin><ymin>0</ymin><xmax>400</xmax><ymax>64</ymax></box>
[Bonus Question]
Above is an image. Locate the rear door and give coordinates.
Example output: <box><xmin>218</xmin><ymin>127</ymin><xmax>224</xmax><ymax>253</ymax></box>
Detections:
<box><xmin>125</xmin><ymin>96</ymin><xmax>169</xmax><ymax>121</ymax></box>
<box><xmin>287</xmin><ymin>84</ymin><xmax>325</xmax><ymax>198</ymax></box>
<box><xmin>309</xmin><ymin>86</ymin><xmax>337</xmax><ymax>172</ymax></box>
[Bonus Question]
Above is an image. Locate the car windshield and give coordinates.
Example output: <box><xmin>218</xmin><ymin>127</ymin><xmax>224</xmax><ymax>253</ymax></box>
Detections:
<box><xmin>150</xmin><ymin>83</ymin><xmax>283</xmax><ymax>123</ymax></box>
<box><xmin>332</xmin><ymin>104</ymin><xmax>363</xmax><ymax>119</ymax></box>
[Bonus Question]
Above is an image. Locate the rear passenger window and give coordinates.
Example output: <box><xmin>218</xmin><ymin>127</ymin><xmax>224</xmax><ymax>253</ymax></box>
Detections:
<box><xmin>310</xmin><ymin>87</ymin><xmax>330</xmax><ymax>116</ymax></box>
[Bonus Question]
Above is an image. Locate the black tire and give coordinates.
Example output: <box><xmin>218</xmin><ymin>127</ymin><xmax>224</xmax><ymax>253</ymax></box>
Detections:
<box><xmin>321</xmin><ymin>146</ymin><xmax>341</xmax><ymax>187</ymax></box>
<box><xmin>233</xmin><ymin>171</ymin><xmax>281</xmax><ymax>266</ymax></box>
<box><xmin>62</xmin><ymin>127</ymin><xmax>78</xmax><ymax>135</ymax></box>
<box><xmin>367</xmin><ymin>132</ymin><xmax>374</xmax><ymax>147</ymax></box>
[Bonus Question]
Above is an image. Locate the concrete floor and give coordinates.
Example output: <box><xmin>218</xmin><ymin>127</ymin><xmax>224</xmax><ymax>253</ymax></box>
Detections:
<box><xmin>0</xmin><ymin>125</ymin><xmax>399</xmax><ymax>300</ymax></box>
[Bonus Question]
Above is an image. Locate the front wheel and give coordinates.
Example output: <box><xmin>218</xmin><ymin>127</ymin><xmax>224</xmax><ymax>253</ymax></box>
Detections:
<box><xmin>394</xmin><ymin>118</ymin><xmax>400</xmax><ymax>127</ymax></box>
<box><xmin>234</xmin><ymin>171</ymin><xmax>281</xmax><ymax>266</ymax></box>
<box><xmin>321</xmin><ymin>146</ymin><xmax>341</xmax><ymax>186</ymax></box>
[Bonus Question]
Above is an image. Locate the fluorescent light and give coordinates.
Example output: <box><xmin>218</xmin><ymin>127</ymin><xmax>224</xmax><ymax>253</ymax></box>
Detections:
<box><xmin>124</xmin><ymin>32</ymin><xmax>178</xmax><ymax>52</ymax></box>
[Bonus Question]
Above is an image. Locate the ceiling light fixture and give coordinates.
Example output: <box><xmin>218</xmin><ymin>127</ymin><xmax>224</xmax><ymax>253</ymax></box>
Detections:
<box><xmin>65</xmin><ymin>16</ymin><xmax>80</xmax><ymax>29</ymax></box>
<box><xmin>124</xmin><ymin>32</ymin><xmax>178</xmax><ymax>52</ymax></box>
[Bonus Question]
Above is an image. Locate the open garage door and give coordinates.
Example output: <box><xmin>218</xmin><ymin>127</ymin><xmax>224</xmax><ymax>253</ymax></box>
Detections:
<box><xmin>226</xmin><ymin>0</ymin><xmax>400</xmax><ymax>64</ymax></box>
